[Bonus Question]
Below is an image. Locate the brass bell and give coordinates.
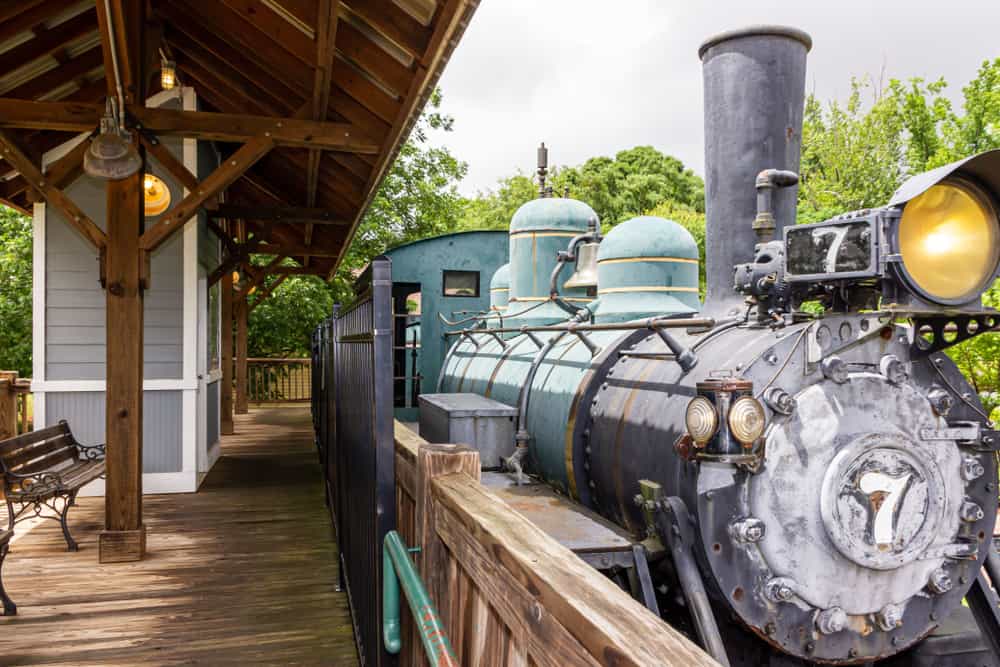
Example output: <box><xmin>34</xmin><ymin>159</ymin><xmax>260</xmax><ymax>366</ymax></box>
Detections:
<box><xmin>564</xmin><ymin>241</ymin><xmax>599</xmax><ymax>289</ymax></box>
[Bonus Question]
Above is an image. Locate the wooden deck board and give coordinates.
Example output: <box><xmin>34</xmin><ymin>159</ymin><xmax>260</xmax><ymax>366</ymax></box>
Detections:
<box><xmin>0</xmin><ymin>407</ymin><xmax>358</xmax><ymax>666</ymax></box>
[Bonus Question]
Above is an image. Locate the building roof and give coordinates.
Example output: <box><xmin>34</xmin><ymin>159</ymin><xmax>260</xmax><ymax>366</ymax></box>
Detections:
<box><xmin>0</xmin><ymin>0</ymin><xmax>478</xmax><ymax>278</ymax></box>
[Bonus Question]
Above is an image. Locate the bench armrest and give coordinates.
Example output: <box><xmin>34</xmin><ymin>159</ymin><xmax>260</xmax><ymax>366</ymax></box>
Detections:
<box><xmin>76</xmin><ymin>443</ymin><xmax>106</xmax><ymax>461</ymax></box>
<box><xmin>4</xmin><ymin>469</ymin><xmax>65</xmax><ymax>496</ymax></box>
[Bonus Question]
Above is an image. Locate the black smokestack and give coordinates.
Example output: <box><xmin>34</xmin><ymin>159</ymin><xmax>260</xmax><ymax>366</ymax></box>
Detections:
<box><xmin>699</xmin><ymin>26</ymin><xmax>811</xmax><ymax>313</ymax></box>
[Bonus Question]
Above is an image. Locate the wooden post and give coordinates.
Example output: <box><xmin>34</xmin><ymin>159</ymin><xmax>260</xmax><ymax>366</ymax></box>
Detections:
<box><xmin>415</xmin><ymin>442</ymin><xmax>480</xmax><ymax>656</ymax></box>
<box><xmin>100</xmin><ymin>173</ymin><xmax>146</xmax><ymax>563</ymax></box>
<box><xmin>235</xmin><ymin>298</ymin><xmax>248</xmax><ymax>414</ymax></box>
<box><xmin>0</xmin><ymin>372</ymin><xmax>18</xmax><ymax>441</ymax></box>
<box><xmin>220</xmin><ymin>269</ymin><xmax>234</xmax><ymax>435</ymax></box>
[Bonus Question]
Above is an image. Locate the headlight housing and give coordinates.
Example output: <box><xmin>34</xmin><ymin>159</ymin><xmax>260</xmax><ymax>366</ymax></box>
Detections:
<box><xmin>685</xmin><ymin>396</ymin><xmax>719</xmax><ymax>444</ymax></box>
<box><xmin>897</xmin><ymin>177</ymin><xmax>1000</xmax><ymax>304</ymax></box>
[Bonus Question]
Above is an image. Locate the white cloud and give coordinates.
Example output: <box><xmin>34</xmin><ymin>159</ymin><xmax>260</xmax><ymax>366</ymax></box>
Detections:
<box><xmin>435</xmin><ymin>0</ymin><xmax>1000</xmax><ymax>196</ymax></box>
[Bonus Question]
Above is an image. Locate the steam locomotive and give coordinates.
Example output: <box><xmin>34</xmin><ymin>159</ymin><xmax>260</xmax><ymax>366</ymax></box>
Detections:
<box><xmin>431</xmin><ymin>26</ymin><xmax>1000</xmax><ymax>666</ymax></box>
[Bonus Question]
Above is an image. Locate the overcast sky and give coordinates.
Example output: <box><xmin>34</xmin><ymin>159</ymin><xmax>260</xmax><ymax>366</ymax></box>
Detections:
<box><xmin>435</xmin><ymin>0</ymin><xmax>1000</xmax><ymax>196</ymax></box>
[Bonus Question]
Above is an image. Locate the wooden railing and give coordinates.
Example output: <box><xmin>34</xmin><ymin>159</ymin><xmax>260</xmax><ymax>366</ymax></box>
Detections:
<box><xmin>393</xmin><ymin>422</ymin><xmax>717</xmax><ymax>666</ymax></box>
<box><xmin>0</xmin><ymin>371</ymin><xmax>32</xmax><ymax>439</ymax></box>
<box><xmin>247</xmin><ymin>358</ymin><xmax>311</xmax><ymax>403</ymax></box>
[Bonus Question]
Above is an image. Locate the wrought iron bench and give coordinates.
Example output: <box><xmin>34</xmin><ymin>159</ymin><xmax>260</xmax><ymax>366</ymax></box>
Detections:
<box><xmin>0</xmin><ymin>421</ymin><xmax>105</xmax><ymax>552</ymax></box>
<box><xmin>0</xmin><ymin>528</ymin><xmax>13</xmax><ymax>615</ymax></box>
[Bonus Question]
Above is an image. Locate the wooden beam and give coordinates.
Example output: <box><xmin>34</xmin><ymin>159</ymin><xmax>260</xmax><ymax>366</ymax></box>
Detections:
<box><xmin>333</xmin><ymin>0</ymin><xmax>474</xmax><ymax>277</ymax></box>
<box><xmin>220</xmin><ymin>268</ymin><xmax>234</xmax><ymax>435</ymax></box>
<box><xmin>5</xmin><ymin>45</ymin><xmax>104</xmax><ymax>101</ymax></box>
<box><xmin>132</xmin><ymin>106</ymin><xmax>380</xmax><ymax>152</ymax></box>
<box><xmin>157</xmin><ymin>0</ymin><xmax>305</xmax><ymax>110</ymax></box>
<box><xmin>237</xmin><ymin>255</ymin><xmax>286</xmax><ymax>301</ymax></box>
<box><xmin>26</xmin><ymin>137</ymin><xmax>88</xmax><ymax>203</ymax></box>
<box><xmin>209</xmin><ymin>205</ymin><xmax>349</xmax><ymax>224</ymax></box>
<box><xmin>100</xmin><ymin>0</ymin><xmax>147</xmax><ymax>565</ymax></box>
<box><xmin>139</xmin><ymin>133</ymin><xmax>199</xmax><ymax>193</ymax></box>
<box><xmin>206</xmin><ymin>218</ymin><xmax>238</xmax><ymax>257</ymax></box>
<box><xmin>101</xmin><ymin>171</ymin><xmax>146</xmax><ymax>564</ymax></box>
<box><xmin>140</xmin><ymin>136</ymin><xmax>275</xmax><ymax>252</ymax></box>
<box><xmin>0</xmin><ymin>9</ymin><xmax>97</xmax><ymax>77</ymax></box>
<box><xmin>306</xmin><ymin>0</ymin><xmax>340</xmax><ymax>247</ymax></box>
<box><xmin>209</xmin><ymin>257</ymin><xmax>238</xmax><ymax>289</ymax></box>
<box><xmin>255</xmin><ymin>242</ymin><xmax>340</xmax><ymax>257</ymax></box>
<box><xmin>0</xmin><ymin>130</ymin><xmax>106</xmax><ymax>249</ymax></box>
<box><xmin>0</xmin><ymin>100</ymin><xmax>382</xmax><ymax>152</ymax></box>
<box><xmin>345</xmin><ymin>0</ymin><xmax>431</xmax><ymax>60</ymax></box>
<box><xmin>248</xmin><ymin>275</ymin><xmax>288</xmax><ymax>314</ymax></box>
<box><xmin>235</xmin><ymin>300</ymin><xmax>248</xmax><ymax>415</ymax></box>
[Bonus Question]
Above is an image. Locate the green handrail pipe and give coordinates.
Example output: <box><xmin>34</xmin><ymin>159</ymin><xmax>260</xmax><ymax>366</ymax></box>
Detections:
<box><xmin>383</xmin><ymin>530</ymin><xmax>458</xmax><ymax>666</ymax></box>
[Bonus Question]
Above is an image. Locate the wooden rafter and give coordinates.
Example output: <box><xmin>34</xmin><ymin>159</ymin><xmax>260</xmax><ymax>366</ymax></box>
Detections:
<box><xmin>0</xmin><ymin>9</ymin><xmax>96</xmax><ymax>77</ymax></box>
<box><xmin>139</xmin><ymin>133</ymin><xmax>198</xmax><ymax>193</ymax></box>
<box><xmin>248</xmin><ymin>275</ymin><xmax>288</xmax><ymax>314</ymax></box>
<box><xmin>0</xmin><ymin>130</ymin><xmax>106</xmax><ymax>249</ymax></box>
<box><xmin>0</xmin><ymin>101</ymin><xmax>381</xmax><ymax>152</ymax></box>
<box><xmin>209</xmin><ymin>205</ymin><xmax>349</xmax><ymax>224</ymax></box>
<box><xmin>26</xmin><ymin>136</ymin><xmax>88</xmax><ymax>204</ymax></box>
<box><xmin>305</xmin><ymin>0</ymin><xmax>341</xmax><ymax>252</ymax></box>
<box><xmin>140</xmin><ymin>136</ymin><xmax>275</xmax><ymax>252</ymax></box>
<box><xmin>256</xmin><ymin>242</ymin><xmax>340</xmax><ymax>257</ymax></box>
<box><xmin>237</xmin><ymin>254</ymin><xmax>286</xmax><ymax>300</ymax></box>
<box><xmin>331</xmin><ymin>0</ymin><xmax>474</xmax><ymax>276</ymax></box>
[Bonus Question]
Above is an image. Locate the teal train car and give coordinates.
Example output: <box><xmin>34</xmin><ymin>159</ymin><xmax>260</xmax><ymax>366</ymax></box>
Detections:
<box><xmin>383</xmin><ymin>230</ymin><xmax>509</xmax><ymax>420</ymax></box>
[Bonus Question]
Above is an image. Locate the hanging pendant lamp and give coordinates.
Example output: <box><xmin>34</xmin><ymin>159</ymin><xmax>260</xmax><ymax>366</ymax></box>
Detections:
<box><xmin>84</xmin><ymin>99</ymin><xmax>142</xmax><ymax>181</ymax></box>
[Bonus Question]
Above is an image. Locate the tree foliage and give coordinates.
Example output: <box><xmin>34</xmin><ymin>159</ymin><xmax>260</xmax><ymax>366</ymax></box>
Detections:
<box><xmin>0</xmin><ymin>207</ymin><xmax>31</xmax><ymax>377</ymax></box>
<box><xmin>328</xmin><ymin>88</ymin><xmax>468</xmax><ymax>306</ymax></box>
<box><xmin>247</xmin><ymin>271</ymin><xmax>334</xmax><ymax>358</ymax></box>
<box><xmin>459</xmin><ymin>146</ymin><xmax>704</xmax><ymax>231</ymax></box>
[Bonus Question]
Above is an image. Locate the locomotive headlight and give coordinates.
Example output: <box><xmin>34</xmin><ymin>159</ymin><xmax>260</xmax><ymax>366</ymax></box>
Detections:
<box><xmin>898</xmin><ymin>177</ymin><xmax>1000</xmax><ymax>303</ymax></box>
<box><xmin>685</xmin><ymin>396</ymin><xmax>719</xmax><ymax>444</ymax></box>
<box><xmin>728</xmin><ymin>396</ymin><xmax>766</xmax><ymax>444</ymax></box>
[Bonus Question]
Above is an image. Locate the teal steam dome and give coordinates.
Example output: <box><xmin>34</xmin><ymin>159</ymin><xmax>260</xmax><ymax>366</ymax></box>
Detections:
<box><xmin>507</xmin><ymin>197</ymin><xmax>598</xmax><ymax>327</ymax></box>
<box><xmin>593</xmin><ymin>215</ymin><xmax>701</xmax><ymax>323</ymax></box>
<box><xmin>489</xmin><ymin>263</ymin><xmax>510</xmax><ymax>311</ymax></box>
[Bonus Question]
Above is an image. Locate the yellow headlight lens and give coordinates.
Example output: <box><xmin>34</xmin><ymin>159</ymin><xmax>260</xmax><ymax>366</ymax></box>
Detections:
<box><xmin>685</xmin><ymin>396</ymin><xmax>718</xmax><ymax>444</ymax></box>
<box><xmin>728</xmin><ymin>396</ymin><xmax>766</xmax><ymax>444</ymax></box>
<box><xmin>898</xmin><ymin>178</ymin><xmax>1000</xmax><ymax>302</ymax></box>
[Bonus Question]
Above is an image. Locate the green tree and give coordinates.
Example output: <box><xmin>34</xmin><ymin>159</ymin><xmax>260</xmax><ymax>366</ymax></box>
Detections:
<box><xmin>328</xmin><ymin>88</ymin><xmax>467</xmax><ymax>306</ymax></box>
<box><xmin>248</xmin><ymin>273</ymin><xmax>334</xmax><ymax>358</ymax></box>
<box><xmin>0</xmin><ymin>207</ymin><xmax>32</xmax><ymax>377</ymax></box>
<box><xmin>459</xmin><ymin>146</ymin><xmax>703</xmax><ymax>232</ymax></box>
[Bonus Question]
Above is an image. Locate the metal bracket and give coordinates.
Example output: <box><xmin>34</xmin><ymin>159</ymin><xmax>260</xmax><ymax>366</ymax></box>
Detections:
<box><xmin>919</xmin><ymin>423</ymin><xmax>981</xmax><ymax>443</ymax></box>
<box><xmin>910</xmin><ymin>314</ymin><xmax>999</xmax><ymax>359</ymax></box>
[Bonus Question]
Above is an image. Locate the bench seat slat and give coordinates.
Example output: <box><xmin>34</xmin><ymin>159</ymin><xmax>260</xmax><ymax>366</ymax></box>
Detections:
<box><xmin>0</xmin><ymin>423</ymin><xmax>69</xmax><ymax>458</ymax></box>
<box><xmin>12</xmin><ymin>445</ymin><xmax>76</xmax><ymax>476</ymax></box>
<box><xmin>7</xmin><ymin>461</ymin><xmax>104</xmax><ymax>500</ymax></box>
<box><xmin>60</xmin><ymin>460</ymin><xmax>104</xmax><ymax>489</ymax></box>
<box><xmin>4</xmin><ymin>435</ymin><xmax>75</xmax><ymax>472</ymax></box>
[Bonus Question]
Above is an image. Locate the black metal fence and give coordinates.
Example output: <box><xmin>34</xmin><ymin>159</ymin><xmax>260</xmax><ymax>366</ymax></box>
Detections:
<box><xmin>313</xmin><ymin>257</ymin><xmax>396</xmax><ymax>666</ymax></box>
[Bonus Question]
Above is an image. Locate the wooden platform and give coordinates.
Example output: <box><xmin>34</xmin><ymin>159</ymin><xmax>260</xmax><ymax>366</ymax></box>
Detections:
<box><xmin>0</xmin><ymin>407</ymin><xmax>357</xmax><ymax>666</ymax></box>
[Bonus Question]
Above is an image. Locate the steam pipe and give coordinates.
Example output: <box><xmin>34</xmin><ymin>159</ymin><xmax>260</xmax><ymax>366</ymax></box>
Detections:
<box><xmin>753</xmin><ymin>169</ymin><xmax>800</xmax><ymax>241</ymax></box>
<box><xmin>444</xmin><ymin>316</ymin><xmax>716</xmax><ymax>337</ymax></box>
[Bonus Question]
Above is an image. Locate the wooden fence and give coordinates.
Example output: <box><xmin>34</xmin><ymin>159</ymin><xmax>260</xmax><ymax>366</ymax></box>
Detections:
<box><xmin>0</xmin><ymin>371</ymin><xmax>32</xmax><ymax>439</ymax></box>
<box><xmin>393</xmin><ymin>422</ymin><xmax>717</xmax><ymax>666</ymax></box>
<box><xmin>247</xmin><ymin>358</ymin><xmax>311</xmax><ymax>403</ymax></box>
